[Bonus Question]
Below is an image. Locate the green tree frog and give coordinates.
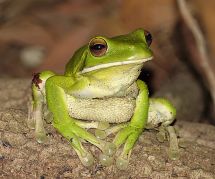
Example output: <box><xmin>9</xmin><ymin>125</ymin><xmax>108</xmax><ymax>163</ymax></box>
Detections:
<box><xmin>28</xmin><ymin>29</ymin><xmax>179</xmax><ymax>170</ymax></box>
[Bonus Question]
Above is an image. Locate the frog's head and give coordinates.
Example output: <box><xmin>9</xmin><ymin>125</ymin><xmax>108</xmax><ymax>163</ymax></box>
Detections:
<box><xmin>65</xmin><ymin>29</ymin><xmax>153</xmax><ymax>75</ymax></box>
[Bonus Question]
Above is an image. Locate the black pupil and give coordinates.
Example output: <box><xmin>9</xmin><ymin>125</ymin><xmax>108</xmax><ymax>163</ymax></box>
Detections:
<box><xmin>91</xmin><ymin>44</ymin><xmax>105</xmax><ymax>51</ymax></box>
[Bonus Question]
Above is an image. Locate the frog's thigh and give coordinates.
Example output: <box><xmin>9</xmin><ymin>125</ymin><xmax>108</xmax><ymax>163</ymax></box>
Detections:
<box><xmin>29</xmin><ymin>71</ymin><xmax>55</xmax><ymax>143</ymax></box>
<box><xmin>147</xmin><ymin>98</ymin><xmax>176</xmax><ymax>140</ymax></box>
<box><xmin>148</xmin><ymin>98</ymin><xmax>179</xmax><ymax>160</ymax></box>
<box><xmin>147</xmin><ymin>98</ymin><xmax>176</xmax><ymax>129</ymax></box>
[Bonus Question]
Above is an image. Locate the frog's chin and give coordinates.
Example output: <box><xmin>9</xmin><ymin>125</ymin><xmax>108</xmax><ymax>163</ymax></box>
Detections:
<box><xmin>79</xmin><ymin>56</ymin><xmax>153</xmax><ymax>74</ymax></box>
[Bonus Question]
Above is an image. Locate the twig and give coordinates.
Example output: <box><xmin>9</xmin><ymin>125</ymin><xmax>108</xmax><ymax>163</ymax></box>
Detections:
<box><xmin>177</xmin><ymin>0</ymin><xmax>215</xmax><ymax>111</ymax></box>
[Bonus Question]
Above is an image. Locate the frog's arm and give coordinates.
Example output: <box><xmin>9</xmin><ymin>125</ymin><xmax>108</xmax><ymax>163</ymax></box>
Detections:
<box><xmin>112</xmin><ymin>79</ymin><xmax>149</xmax><ymax>170</ymax></box>
<box><xmin>30</xmin><ymin>72</ymin><xmax>116</xmax><ymax>166</ymax></box>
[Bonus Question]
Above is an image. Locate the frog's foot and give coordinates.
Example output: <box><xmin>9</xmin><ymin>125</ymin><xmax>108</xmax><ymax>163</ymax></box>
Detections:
<box><xmin>166</xmin><ymin>126</ymin><xmax>179</xmax><ymax>160</ymax></box>
<box><xmin>34</xmin><ymin>107</ymin><xmax>47</xmax><ymax>143</ymax></box>
<box><xmin>27</xmin><ymin>92</ymin><xmax>47</xmax><ymax>143</ymax></box>
<box><xmin>69</xmin><ymin>132</ymin><xmax>94</xmax><ymax>167</ymax></box>
<box><xmin>156</xmin><ymin>125</ymin><xmax>168</xmax><ymax>142</ymax></box>
<box><xmin>55</xmin><ymin>121</ymin><xmax>116</xmax><ymax>167</ymax></box>
<box><xmin>156</xmin><ymin>125</ymin><xmax>179</xmax><ymax>160</ymax></box>
<box><xmin>111</xmin><ymin>125</ymin><xmax>141</xmax><ymax>170</ymax></box>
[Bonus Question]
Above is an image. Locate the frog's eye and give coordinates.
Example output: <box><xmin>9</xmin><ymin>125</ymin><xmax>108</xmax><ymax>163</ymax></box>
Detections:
<box><xmin>144</xmin><ymin>30</ymin><xmax>152</xmax><ymax>46</ymax></box>
<box><xmin>89</xmin><ymin>38</ymin><xmax>107</xmax><ymax>57</ymax></box>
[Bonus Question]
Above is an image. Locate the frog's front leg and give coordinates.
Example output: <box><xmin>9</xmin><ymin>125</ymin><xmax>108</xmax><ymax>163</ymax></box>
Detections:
<box><xmin>112</xmin><ymin>80</ymin><xmax>149</xmax><ymax>170</ymax></box>
<box><xmin>44</xmin><ymin>75</ymin><xmax>116</xmax><ymax>167</ymax></box>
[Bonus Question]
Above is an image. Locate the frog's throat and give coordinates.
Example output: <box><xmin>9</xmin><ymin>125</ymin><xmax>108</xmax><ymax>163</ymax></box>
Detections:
<box><xmin>79</xmin><ymin>57</ymin><xmax>153</xmax><ymax>74</ymax></box>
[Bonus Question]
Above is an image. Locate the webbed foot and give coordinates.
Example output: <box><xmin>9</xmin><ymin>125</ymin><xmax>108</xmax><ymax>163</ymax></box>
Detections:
<box><xmin>166</xmin><ymin>126</ymin><xmax>179</xmax><ymax>160</ymax></box>
<box><xmin>156</xmin><ymin>125</ymin><xmax>167</xmax><ymax>142</ymax></box>
<box><xmin>54</xmin><ymin>120</ymin><xmax>116</xmax><ymax>167</ymax></box>
<box><xmin>28</xmin><ymin>94</ymin><xmax>47</xmax><ymax>143</ymax></box>
<box><xmin>34</xmin><ymin>106</ymin><xmax>47</xmax><ymax>143</ymax></box>
<box><xmin>156</xmin><ymin>125</ymin><xmax>179</xmax><ymax>160</ymax></box>
<box><xmin>113</xmin><ymin>125</ymin><xmax>142</xmax><ymax>170</ymax></box>
<box><xmin>99</xmin><ymin>142</ymin><xmax>116</xmax><ymax>166</ymax></box>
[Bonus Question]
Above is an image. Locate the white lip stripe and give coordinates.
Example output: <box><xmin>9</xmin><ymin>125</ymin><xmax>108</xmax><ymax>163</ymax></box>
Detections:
<box><xmin>79</xmin><ymin>57</ymin><xmax>153</xmax><ymax>74</ymax></box>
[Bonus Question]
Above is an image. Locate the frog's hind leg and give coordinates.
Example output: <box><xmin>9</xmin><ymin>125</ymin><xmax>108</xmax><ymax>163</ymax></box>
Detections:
<box><xmin>29</xmin><ymin>71</ymin><xmax>55</xmax><ymax>143</ymax></box>
<box><xmin>147</xmin><ymin>98</ymin><xmax>179</xmax><ymax>160</ymax></box>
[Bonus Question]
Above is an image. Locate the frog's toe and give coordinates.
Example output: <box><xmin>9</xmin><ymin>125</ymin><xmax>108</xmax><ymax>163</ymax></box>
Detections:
<box><xmin>166</xmin><ymin>126</ymin><xmax>180</xmax><ymax>160</ymax></box>
<box><xmin>99</xmin><ymin>153</ymin><xmax>114</xmax><ymax>166</ymax></box>
<box><xmin>34</xmin><ymin>110</ymin><xmax>47</xmax><ymax>143</ymax></box>
<box><xmin>36</xmin><ymin>131</ymin><xmax>47</xmax><ymax>143</ymax></box>
<box><xmin>97</xmin><ymin>122</ymin><xmax>110</xmax><ymax>130</ymax></box>
<box><xmin>98</xmin><ymin>142</ymin><xmax>116</xmax><ymax>166</ymax></box>
<box><xmin>156</xmin><ymin>125</ymin><xmax>179</xmax><ymax>160</ymax></box>
<box><xmin>95</xmin><ymin>129</ymin><xmax>108</xmax><ymax>139</ymax></box>
<box><xmin>168</xmin><ymin>148</ymin><xmax>179</xmax><ymax>160</ymax></box>
<box><xmin>156</xmin><ymin>132</ymin><xmax>166</xmax><ymax>142</ymax></box>
<box><xmin>94</xmin><ymin>122</ymin><xmax>111</xmax><ymax>139</ymax></box>
<box><xmin>102</xmin><ymin>142</ymin><xmax>116</xmax><ymax>156</ymax></box>
<box><xmin>156</xmin><ymin>126</ymin><xmax>167</xmax><ymax>142</ymax></box>
<box><xmin>35</xmin><ymin>124</ymin><xmax>47</xmax><ymax>143</ymax></box>
<box><xmin>116</xmin><ymin>155</ymin><xmax>129</xmax><ymax>170</ymax></box>
<box><xmin>79</xmin><ymin>151</ymin><xmax>94</xmax><ymax>167</ymax></box>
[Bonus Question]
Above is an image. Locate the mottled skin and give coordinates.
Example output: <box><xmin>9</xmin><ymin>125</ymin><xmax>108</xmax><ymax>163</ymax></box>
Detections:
<box><xmin>28</xmin><ymin>29</ymin><xmax>178</xmax><ymax>170</ymax></box>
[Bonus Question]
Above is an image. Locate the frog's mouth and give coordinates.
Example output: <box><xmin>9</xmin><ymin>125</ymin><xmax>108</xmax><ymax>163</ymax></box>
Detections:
<box><xmin>79</xmin><ymin>56</ymin><xmax>153</xmax><ymax>74</ymax></box>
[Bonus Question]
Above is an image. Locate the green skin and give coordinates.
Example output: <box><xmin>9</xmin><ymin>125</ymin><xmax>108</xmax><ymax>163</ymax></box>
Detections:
<box><xmin>29</xmin><ymin>29</ymin><xmax>178</xmax><ymax>170</ymax></box>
